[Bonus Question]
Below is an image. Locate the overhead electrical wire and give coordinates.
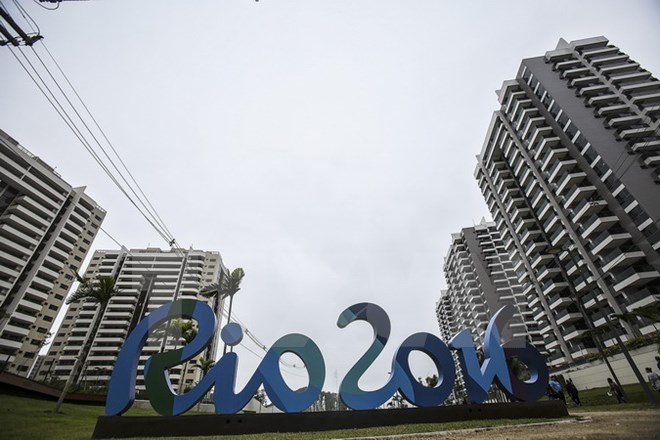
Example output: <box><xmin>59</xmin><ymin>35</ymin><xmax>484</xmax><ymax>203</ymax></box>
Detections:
<box><xmin>1</xmin><ymin>0</ymin><xmax>180</xmax><ymax>253</ymax></box>
<box><xmin>31</xmin><ymin>0</ymin><xmax>59</xmax><ymax>11</ymax></box>
<box><xmin>3</xmin><ymin>1</ymin><xmax>307</xmax><ymax>382</ymax></box>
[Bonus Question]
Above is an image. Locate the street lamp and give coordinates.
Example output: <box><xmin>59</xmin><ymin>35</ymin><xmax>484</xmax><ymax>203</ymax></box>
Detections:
<box><xmin>548</xmin><ymin>244</ymin><xmax>657</xmax><ymax>405</ymax></box>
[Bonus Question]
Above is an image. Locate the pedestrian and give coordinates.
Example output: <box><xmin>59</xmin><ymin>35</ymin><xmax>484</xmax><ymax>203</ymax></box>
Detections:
<box><xmin>565</xmin><ymin>378</ymin><xmax>581</xmax><ymax>405</ymax></box>
<box><xmin>548</xmin><ymin>375</ymin><xmax>566</xmax><ymax>405</ymax></box>
<box><xmin>645</xmin><ymin>367</ymin><xmax>660</xmax><ymax>392</ymax></box>
<box><xmin>655</xmin><ymin>355</ymin><xmax>660</xmax><ymax>371</ymax></box>
<box><xmin>607</xmin><ymin>378</ymin><xmax>626</xmax><ymax>403</ymax></box>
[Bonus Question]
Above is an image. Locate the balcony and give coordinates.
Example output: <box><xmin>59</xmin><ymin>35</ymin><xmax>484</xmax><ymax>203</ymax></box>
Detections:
<box><xmin>598</xmin><ymin>104</ymin><xmax>629</xmax><ymax>117</ymax></box>
<box><xmin>564</xmin><ymin>185</ymin><xmax>597</xmax><ymax>209</ymax></box>
<box><xmin>0</xmin><ymin>223</ymin><xmax>39</xmax><ymax>247</ymax></box>
<box><xmin>572</xmin><ymin>199</ymin><xmax>606</xmax><ymax>223</ymax></box>
<box><xmin>562</xmin><ymin>67</ymin><xmax>590</xmax><ymax>79</ymax></box>
<box><xmin>555</xmin><ymin>59</ymin><xmax>582</xmax><ymax>71</ymax></box>
<box><xmin>541</xmin><ymin>148</ymin><xmax>570</xmax><ymax>173</ymax></box>
<box><xmin>531</xmin><ymin>253</ymin><xmax>553</xmax><ymax>270</ymax></box>
<box><xmin>600</xmin><ymin>62</ymin><xmax>640</xmax><ymax>76</ymax></box>
<box><xmin>589</xmin><ymin>94</ymin><xmax>620</xmax><ymax>108</ymax></box>
<box><xmin>613</xmin><ymin>267</ymin><xmax>660</xmax><ymax>291</ymax></box>
<box><xmin>642</xmin><ymin>155</ymin><xmax>660</xmax><ymax>167</ymax></box>
<box><xmin>590</xmin><ymin>228</ymin><xmax>632</xmax><ymax>254</ymax></box>
<box><xmin>572</xmin><ymin>76</ymin><xmax>600</xmax><ymax>88</ymax></box>
<box><xmin>548</xmin><ymin>159</ymin><xmax>578</xmax><ymax>183</ymax></box>
<box><xmin>620</xmin><ymin>80</ymin><xmax>660</xmax><ymax>95</ymax></box>
<box><xmin>556</xmin><ymin>172</ymin><xmax>587</xmax><ymax>195</ymax></box>
<box><xmin>618</xmin><ymin>126</ymin><xmax>656</xmax><ymax>141</ymax></box>
<box><xmin>580</xmin><ymin>214</ymin><xmax>618</xmax><ymax>239</ymax></box>
<box><xmin>608</xmin><ymin>115</ymin><xmax>643</xmax><ymax>129</ymax></box>
<box><xmin>525</xmin><ymin>240</ymin><xmax>549</xmax><ymax>255</ymax></box>
<box><xmin>578</xmin><ymin>84</ymin><xmax>608</xmax><ymax>97</ymax></box>
<box><xmin>532</xmin><ymin>136</ymin><xmax>560</xmax><ymax>161</ymax></box>
<box><xmin>631</xmin><ymin>92</ymin><xmax>660</xmax><ymax>106</ymax></box>
<box><xmin>583</xmin><ymin>46</ymin><xmax>619</xmax><ymax>59</ymax></box>
<box><xmin>592</xmin><ymin>54</ymin><xmax>630</xmax><ymax>67</ymax></box>
<box><xmin>601</xmin><ymin>247</ymin><xmax>645</xmax><ymax>272</ymax></box>
<box><xmin>563</xmin><ymin>327</ymin><xmax>589</xmax><ymax>341</ymax></box>
<box><xmin>542</xmin><ymin>280</ymin><xmax>569</xmax><ymax>296</ymax></box>
<box><xmin>556</xmin><ymin>311</ymin><xmax>582</xmax><ymax>326</ymax></box>
<box><xmin>537</xmin><ymin>266</ymin><xmax>561</xmax><ymax>282</ymax></box>
<box><xmin>548</xmin><ymin>294</ymin><xmax>573</xmax><ymax>310</ymax></box>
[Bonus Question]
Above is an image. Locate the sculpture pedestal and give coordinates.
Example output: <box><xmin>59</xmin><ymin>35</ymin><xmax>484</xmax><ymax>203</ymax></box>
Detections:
<box><xmin>92</xmin><ymin>401</ymin><xmax>568</xmax><ymax>439</ymax></box>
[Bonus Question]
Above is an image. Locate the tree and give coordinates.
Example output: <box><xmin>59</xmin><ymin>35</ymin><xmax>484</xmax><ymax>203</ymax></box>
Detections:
<box><xmin>200</xmin><ymin>268</ymin><xmax>245</xmax><ymax>356</ymax></box>
<box><xmin>170</xmin><ymin>320</ymin><xmax>198</xmax><ymax>394</ymax></box>
<box><xmin>613</xmin><ymin>302</ymin><xmax>660</xmax><ymax>325</ymax></box>
<box><xmin>194</xmin><ymin>357</ymin><xmax>216</xmax><ymax>411</ymax></box>
<box><xmin>53</xmin><ymin>274</ymin><xmax>119</xmax><ymax>413</ymax></box>
<box><xmin>425</xmin><ymin>374</ymin><xmax>439</xmax><ymax>388</ymax></box>
<box><xmin>507</xmin><ymin>357</ymin><xmax>531</xmax><ymax>381</ymax></box>
<box><xmin>194</xmin><ymin>356</ymin><xmax>215</xmax><ymax>377</ymax></box>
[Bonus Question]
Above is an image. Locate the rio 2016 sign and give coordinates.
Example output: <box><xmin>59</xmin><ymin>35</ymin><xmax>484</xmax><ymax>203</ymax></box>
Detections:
<box><xmin>106</xmin><ymin>299</ymin><xmax>548</xmax><ymax>416</ymax></box>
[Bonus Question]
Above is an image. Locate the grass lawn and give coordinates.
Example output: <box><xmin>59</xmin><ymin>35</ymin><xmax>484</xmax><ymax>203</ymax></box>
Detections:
<box><xmin>1</xmin><ymin>384</ymin><xmax>656</xmax><ymax>440</ymax></box>
<box><xmin>562</xmin><ymin>382</ymin><xmax>659</xmax><ymax>410</ymax></box>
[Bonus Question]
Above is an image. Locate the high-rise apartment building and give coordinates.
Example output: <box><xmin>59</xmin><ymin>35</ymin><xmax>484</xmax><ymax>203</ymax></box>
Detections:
<box><xmin>40</xmin><ymin>247</ymin><xmax>225</xmax><ymax>391</ymax></box>
<box><xmin>475</xmin><ymin>36</ymin><xmax>660</xmax><ymax>368</ymax></box>
<box><xmin>437</xmin><ymin>220</ymin><xmax>540</xmax><ymax>348</ymax></box>
<box><xmin>0</xmin><ymin>129</ymin><xmax>105</xmax><ymax>376</ymax></box>
<box><xmin>436</xmin><ymin>220</ymin><xmax>538</xmax><ymax>404</ymax></box>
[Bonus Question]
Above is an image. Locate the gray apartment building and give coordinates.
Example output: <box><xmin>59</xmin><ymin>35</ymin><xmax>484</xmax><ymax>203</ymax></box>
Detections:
<box><xmin>0</xmin><ymin>129</ymin><xmax>105</xmax><ymax>376</ymax></box>
<box><xmin>475</xmin><ymin>36</ymin><xmax>660</xmax><ymax>368</ymax></box>
<box><xmin>437</xmin><ymin>220</ymin><xmax>540</xmax><ymax>348</ymax></box>
<box><xmin>40</xmin><ymin>247</ymin><xmax>225</xmax><ymax>391</ymax></box>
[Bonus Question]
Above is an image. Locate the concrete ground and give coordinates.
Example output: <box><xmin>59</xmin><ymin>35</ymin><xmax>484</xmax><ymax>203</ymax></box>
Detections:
<box><xmin>346</xmin><ymin>409</ymin><xmax>660</xmax><ymax>440</ymax></box>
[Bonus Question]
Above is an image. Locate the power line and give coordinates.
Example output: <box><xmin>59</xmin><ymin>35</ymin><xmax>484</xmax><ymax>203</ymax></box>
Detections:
<box><xmin>8</xmin><ymin>43</ymin><xmax>174</xmax><ymax>246</ymax></box>
<box><xmin>31</xmin><ymin>0</ymin><xmax>59</xmax><ymax>11</ymax></box>
<box><xmin>36</xmin><ymin>39</ymin><xmax>177</xmax><ymax>243</ymax></box>
<box><xmin>2</xmin><ymin>4</ymin><xmax>179</xmax><ymax>251</ymax></box>
<box><xmin>28</xmin><ymin>43</ymin><xmax>175</xmax><ymax>243</ymax></box>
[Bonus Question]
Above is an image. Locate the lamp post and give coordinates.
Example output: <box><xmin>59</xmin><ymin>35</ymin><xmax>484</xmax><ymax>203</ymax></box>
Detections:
<box><xmin>549</xmin><ymin>245</ymin><xmax>657</xmax><ymax>405</ymax></box>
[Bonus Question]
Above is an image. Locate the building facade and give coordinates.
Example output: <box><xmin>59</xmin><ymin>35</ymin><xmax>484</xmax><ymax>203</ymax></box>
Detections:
<box><xmin>39</xmin><ymin>247</ymin><xmax>225</xmax><ymax>391</ymax></box>
<box><xmin>0</xmin><ymin>129</ymin><xmax>105</xmax><ymax>376</ymax></box>
<box><xmin>437</xmin><ymin>220</ymin><xmax>539</xmax><ymax>403</ymax></box>
<box><xmin>475</xmin><ymin>36</ymin><xmax>660</xmax><ymax>368</ymax></box>
<box><xmin>437</xmin><ymin>220</ymin><xmax>539</xmax><ymax>348</ymax></box>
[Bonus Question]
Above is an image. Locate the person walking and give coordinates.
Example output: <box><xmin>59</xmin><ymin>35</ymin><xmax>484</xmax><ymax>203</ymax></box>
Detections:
<box><xmin>548</xmin><ymin>376</ymin><xmax>566</xmax><ymax>405</ymax></box>
<box><xmin>565</xmin><ymin>378</ymin><xmax>581</xmax><ymax>405</ymax></box>
<box><xmin>607</xmin><ymin>378</ymin><xmax>626</xmax><ymax>403</ymax></box>
<box><xmin>645</xmin><ymin>367</ymin><xmax>660</xmax><ymax>392</ymax></box>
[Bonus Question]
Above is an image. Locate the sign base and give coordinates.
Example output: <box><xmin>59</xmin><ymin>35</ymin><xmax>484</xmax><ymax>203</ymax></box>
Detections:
<box><xmin>92</xmin><ymin>401</ymin><xmax>568</xmax><ymax>439</ymax></box>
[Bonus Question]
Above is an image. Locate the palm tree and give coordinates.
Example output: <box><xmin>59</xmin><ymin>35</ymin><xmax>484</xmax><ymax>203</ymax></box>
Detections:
<box><xmin>195</xmin><ymin>356</ymin><xmax>216</xmax><ymax>377</ymax></box>
<box><xmin>613</xmin><ymin>302</ymin><xmax>660</xmax><ymax>326</ymax></box>
<box><xmin>53</xmin><ymin>274</ymin><xmax>119</xmax><ymax>413</ymax></box>
<box><xmin>194</xmin><ymin>357</ymin><xmax>216</xmax><ymax>410</ymax></box>
<box><xmin>170</xmin><ymin>319</ymin><xmax>198</xmax><ymax>394</ymax></box>
<box><xmin>200</xmin><ymin>268</ymin><xmax>245</xmax><ymax>357</ymax></box>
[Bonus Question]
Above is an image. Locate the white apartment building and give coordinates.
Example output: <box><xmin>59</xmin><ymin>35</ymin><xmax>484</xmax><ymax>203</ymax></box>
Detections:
<box><xmin>0</xmin><ymin>129</ymin><xmax>105</xmax><ymax>376</ymax></box>
<box><xmin>40</xmin><ymin>247</ymin><xmax>225</xmax><ymax>392</ymax></box>
<box><xmin>475</xmin><ymin>37</ymin><xmax>660</xmax><ymax>368</ymax></box>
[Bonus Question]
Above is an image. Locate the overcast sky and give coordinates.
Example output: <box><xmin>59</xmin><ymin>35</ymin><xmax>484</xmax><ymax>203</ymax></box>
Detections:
<box><xmin>2</xmin><ymin>0</ymin><xmax>660</xmax><ymax>395</ymax></box>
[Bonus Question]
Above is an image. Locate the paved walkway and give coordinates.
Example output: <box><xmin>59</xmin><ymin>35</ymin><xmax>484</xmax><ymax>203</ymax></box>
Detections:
<box><xmin>340</xmin><ymin>409</ymin><xmax>660</xmax><ymax>439</ymax></box>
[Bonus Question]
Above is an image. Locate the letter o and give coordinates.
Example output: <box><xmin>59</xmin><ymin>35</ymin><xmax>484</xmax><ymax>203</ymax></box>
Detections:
<box><xmin>394</xmin><ymin>332</ymin><xmax>456</xmax><ymax>407</ymax></box>
<box><xmin>257</xmin><ymin>333</ymin><xmax>326</xmax><ymax>412</ymax></box>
